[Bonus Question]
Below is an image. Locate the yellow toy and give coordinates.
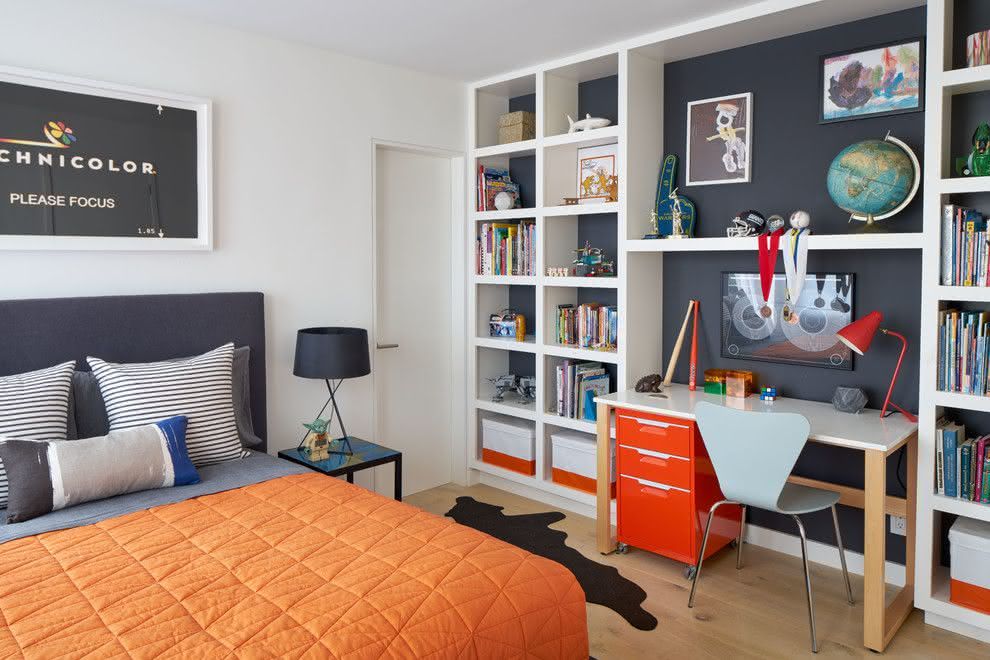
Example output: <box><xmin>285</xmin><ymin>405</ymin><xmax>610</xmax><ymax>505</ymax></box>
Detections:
<box><xmin>301</xmin><ymin>418</ymin><xmax>331</xmax><ymax>461</ymax></box>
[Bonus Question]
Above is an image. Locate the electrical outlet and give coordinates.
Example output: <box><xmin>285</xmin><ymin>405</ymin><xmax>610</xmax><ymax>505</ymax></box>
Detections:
<box><xmin>890</xmin><ymin>515</ymin><xmax>907</xmax><ymax>536</ymax></box>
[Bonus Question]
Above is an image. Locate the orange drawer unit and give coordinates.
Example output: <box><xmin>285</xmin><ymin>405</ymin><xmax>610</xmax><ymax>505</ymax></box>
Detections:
<box><xmin>615</xmin><ymin>409</ymin><xmax>741</xmax><ymax>576</ymax></box>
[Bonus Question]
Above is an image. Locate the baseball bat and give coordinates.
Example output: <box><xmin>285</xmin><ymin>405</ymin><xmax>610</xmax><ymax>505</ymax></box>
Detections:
<box><xmin>664</xmin><ymin>300</ymin><xmax>695</xmax><ymax>386</ymax></box>
<box><xmin>689</xmin><ymin>300</ymin><xmax>699</xmax><ymax>391</ymax></box>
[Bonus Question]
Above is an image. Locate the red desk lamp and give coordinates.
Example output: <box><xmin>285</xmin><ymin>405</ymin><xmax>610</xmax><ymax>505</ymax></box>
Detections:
<box><xmin>836</xmin><ymin>311</ymin><xmax>917</xmax><ymax>423</ymax></box>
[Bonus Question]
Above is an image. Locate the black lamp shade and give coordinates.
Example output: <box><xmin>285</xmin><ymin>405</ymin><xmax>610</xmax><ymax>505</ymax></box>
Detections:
<box><xmin>293</xmin><ymin>327</ymin><xmax>371</xmax><ymax>380</ymax></box>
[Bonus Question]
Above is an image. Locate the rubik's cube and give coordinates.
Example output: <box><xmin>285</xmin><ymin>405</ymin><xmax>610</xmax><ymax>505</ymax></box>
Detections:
<box><xmin>760</xmin><ymin>386</ymin><xmax>777</xmax><ymax>402</ymax></box>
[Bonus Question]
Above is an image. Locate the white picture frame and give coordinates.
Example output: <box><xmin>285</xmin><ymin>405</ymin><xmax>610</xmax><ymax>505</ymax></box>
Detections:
<box><xmin>0</xmin><ymin>65</ymin><xmax>213</xmax><ymax>251</ymax></box>
<box><xmin>576</xmin><ymin>142</ymin><xmax>617</xmax><ymax>204</ymax></box>
<box><xmin>685</xmin><ymin>92</ymin><xmax>752</xmax><ymax>186</ymax></box>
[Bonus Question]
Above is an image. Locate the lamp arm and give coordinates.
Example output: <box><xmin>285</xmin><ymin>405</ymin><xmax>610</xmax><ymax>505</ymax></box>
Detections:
<box><xmin>880</xmin><ymin>329</ymin><xmax>917</xmax><ymax>423</ymax></box>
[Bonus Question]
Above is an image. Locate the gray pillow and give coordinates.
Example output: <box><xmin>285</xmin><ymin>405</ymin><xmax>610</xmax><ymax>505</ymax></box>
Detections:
<box><xmin>68</xmin><ymin>346</ymin><xmax>262</xmax><ymax>448</ymax></box>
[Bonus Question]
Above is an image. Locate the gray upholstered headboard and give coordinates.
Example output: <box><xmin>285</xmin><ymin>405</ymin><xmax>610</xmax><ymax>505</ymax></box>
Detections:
<box><xmin>0</xmin><ymin>292</ymin><xmax>267</xmax><ymax>451</ymax></box>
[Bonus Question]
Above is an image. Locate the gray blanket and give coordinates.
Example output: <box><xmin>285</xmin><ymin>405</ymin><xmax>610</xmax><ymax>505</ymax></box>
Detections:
<box><xmin>1</xmin><ymin>450</ymin><xmax>309</xmax><ymax>543</ymax></box>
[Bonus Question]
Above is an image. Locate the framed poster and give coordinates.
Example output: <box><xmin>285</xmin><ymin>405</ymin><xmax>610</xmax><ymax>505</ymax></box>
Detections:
<box><xmin>686</xmin><ymin>92</ymin><xmax>751</xmax><ymax>186</ymax></box>
<box><xmin>0</xmin><ymin>66</ymin><xmax>212</xmax><ymax>250</ymax></box>
<box><xmin>721</xmin><ymin>272</ymin><xmax>855</xmax><ymax>370</ymax></box>
<box><xmin>820</xmin><ymin>38</ymin><xmax>924</xmax><ymax>123</ymax></box>
<box><xmin>577</xmin><ymin>142</ymin><xmax>617</xmax><ymax>204</ymax></box>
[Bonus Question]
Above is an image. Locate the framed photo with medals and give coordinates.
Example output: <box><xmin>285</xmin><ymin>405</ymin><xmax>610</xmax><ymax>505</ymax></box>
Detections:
<box><xmin>721</xmin><ymin>272</ymin><xmax>855</xmax><ymax>370</ymax></box>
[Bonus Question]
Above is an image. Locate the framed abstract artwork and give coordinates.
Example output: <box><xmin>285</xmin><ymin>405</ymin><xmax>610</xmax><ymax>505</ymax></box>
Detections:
<box><xmin>0</xmin><ymin>66</ymin><xmax>212</xmax><ymax>250</ymax></box>
<box><xmin>721</xmin><ymin>272</ymin><xmax>855</xmax><ymax>370</ymax></box>
<box><xmin>819</xmin><ymin>38</ymin><xmax>924</xmax><ymax>123</ymax></box>
<box><xmin>686</xmin><ymin>92</ymin><xmax>751</xmax><ymax>186</ymax></box>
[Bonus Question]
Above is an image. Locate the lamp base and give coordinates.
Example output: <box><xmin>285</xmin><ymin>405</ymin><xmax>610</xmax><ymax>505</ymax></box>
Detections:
<box><xmin>882</xmin><ymin>401</ymin><xmax>918</xmax><ymax>424</ymax></box>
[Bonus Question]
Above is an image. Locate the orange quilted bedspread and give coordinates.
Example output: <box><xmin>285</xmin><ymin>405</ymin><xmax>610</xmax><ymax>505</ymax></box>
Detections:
<box><xmin>0</xmin><ymin>473</ymin><xmax>588</xmax><ymax>659</ymax></box>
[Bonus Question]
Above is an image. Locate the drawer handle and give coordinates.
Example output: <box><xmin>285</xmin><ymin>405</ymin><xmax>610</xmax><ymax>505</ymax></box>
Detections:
<box><xmin>641</xmin><ymin>486</ymin><xmax>669</xmax><ymax>498</ymax></box>
<box><xmin>641</xmin><ymin>456</ymin><xmax>669</xmax><ymax>468</ymax></box>
<box><xmin>620</xmin><ymin>415</ymin><xmax>689</xmax><ymax>430</ymax></box>
<box><xmin>621</xmin><ymin>474</ymin><xmax>689</xmax><ymax>493</ymax></box>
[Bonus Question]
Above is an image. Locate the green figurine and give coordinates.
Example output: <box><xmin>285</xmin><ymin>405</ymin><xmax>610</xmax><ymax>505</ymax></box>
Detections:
<box><xmin>956</xmin><ymin>122</ymin><xmax>990</xmax><ymax>177</ymax></box>
<box><xmin>301</xmin><ymin>418</ymin><xmax>331</xmax><ymax>460</ymax></box>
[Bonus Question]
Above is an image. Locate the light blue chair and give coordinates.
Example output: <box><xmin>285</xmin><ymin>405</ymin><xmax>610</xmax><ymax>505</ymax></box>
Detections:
<box><xmin>689</xmin><ymin>401</ymin><xmax>854</xmax><ymax>653</ymax></box>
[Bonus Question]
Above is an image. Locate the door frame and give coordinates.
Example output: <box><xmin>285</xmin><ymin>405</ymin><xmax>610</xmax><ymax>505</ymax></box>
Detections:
<box><xmin>370</xmin><ymin>139</ymin><xmax>467</xmax><ymax>492</ymax></box>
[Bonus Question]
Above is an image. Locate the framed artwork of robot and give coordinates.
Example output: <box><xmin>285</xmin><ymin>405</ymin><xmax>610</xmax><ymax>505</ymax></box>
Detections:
<box><xmin>686</xmin><ymin>92</ymin><xmax>752</xmax><ymax>186</ymax></box>
<box><xmin>721</xmin><ymin>271</ymin><xmax>855</xmax><ymax>370</ymax></box>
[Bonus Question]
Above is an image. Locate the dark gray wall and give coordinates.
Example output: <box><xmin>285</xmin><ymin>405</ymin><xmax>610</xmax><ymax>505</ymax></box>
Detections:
<box><xmin>664</xmin><ymin>8</ymin><xmax>926</xmax><ymax>237</ymax></box>
<box><xmin>662</xmin><ymin>7</ymin><xmax>928</xmax><ymax>562</ymax></box>
<box><xmin>952</xmin><ymin>1</ymin><xmax>990</xmax><ymax>69</ymax></box>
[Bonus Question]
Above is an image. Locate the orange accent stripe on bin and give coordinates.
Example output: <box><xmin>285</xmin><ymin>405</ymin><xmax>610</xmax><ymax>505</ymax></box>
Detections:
<box><xmin>482</xmin><ymin>448</ymin><xmax>535</xmax><ymax>475</ymax></box>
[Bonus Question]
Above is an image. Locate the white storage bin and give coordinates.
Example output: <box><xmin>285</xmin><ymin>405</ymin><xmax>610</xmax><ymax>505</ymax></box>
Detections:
<box><xmin>949</xmin><ymin>516</ymin><xmax>990</xmax><ymax>615</ymax></box>
<box><xmin>550</xmin><ymin>431</ymin><xmax>614</xmax><ymax>495</ymax></box>
<box><xmin>482</xmin><ymin>416</ymin><xmax>535</xmax><ymax>475</ymax></box>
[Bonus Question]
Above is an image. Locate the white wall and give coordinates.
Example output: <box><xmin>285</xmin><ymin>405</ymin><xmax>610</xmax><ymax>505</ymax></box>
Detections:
<box><xmin>0</xmin><ymin>0</ymin><xmax>466</xmax><ymax>471</ymax></box>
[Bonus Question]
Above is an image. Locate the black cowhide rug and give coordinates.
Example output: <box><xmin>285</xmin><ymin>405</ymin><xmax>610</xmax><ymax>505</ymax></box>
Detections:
<box><xmin>445</xmin><ymin>496</ymin><xmax>658</xmax><ymax>631</ymax></box>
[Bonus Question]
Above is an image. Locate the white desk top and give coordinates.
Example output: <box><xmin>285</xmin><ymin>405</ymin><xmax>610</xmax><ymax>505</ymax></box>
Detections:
<box><xmin>596</xmin><ymin>384</ymin><xmax>917</xmax><ymax>453</ymax></box>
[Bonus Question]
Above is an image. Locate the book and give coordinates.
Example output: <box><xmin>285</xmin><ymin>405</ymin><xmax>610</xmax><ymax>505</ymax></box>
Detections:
<box><xmin>943</xmin><ymin>423</ymin><xmax>962</xmax><ymax>498</ymax></box>
<box><xmin>961</xmin><ymin>440</ymin><xmax>973</xmax><ymax>500</ymax></box>
<box><xmin>553</xmin><ymin>360</ymin><xmax>609</xmax><ymax>420</ymax></box>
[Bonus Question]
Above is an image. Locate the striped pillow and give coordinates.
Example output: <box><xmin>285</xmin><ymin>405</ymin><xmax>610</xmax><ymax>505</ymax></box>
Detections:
<box><xmin>0</xmin><ymin>361</ymin><xmax>76</xmax><ymax>509</ymax></box>
<box><xmin>88</xmin><ymin>344</ymin><xmax>247</xmax><ymax>467</ymax></box>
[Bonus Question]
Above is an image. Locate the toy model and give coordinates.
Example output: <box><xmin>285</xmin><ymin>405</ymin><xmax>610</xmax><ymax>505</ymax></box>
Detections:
<box><xmin>760</xmin><ymin>386</ymin><xmax>778</xmax><ymax>402</ymax></box>
<box><xmin>489</xmin><ymin>374</ymin><xmax>518</xmax><ymax>402</ymax></box>
<box><xmin>301</xmin><ymin>418</ymin><xmax>331</xmax><ymax>461</ymax></box>
<box><xmin>572</xmin><ymin>241</ymin><xmax>615</xmax><ymax>277</ymax></box>
<box><xmin>727</xmin><ymin>210</ymin><xmax>766</xmax><ymax>237</ymax></box>
<box><xmin>567</xmin><ymin>114</ymin><xmax>611</xmax><ymax>133</ymax></box>
<box><xmin>956</xmin><ymin>122</ymin><xmax>990</xmax><ymax>177</ymax></box>
<box><xmin>516</xmin><ymin>376</ymin><xmax>537</xmax><ymax>402</ymax></box>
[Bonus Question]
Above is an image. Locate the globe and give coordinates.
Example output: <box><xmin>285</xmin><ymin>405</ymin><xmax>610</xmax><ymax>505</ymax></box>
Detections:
<box><xmin>826</xmin><ymin>136</ymin><xmax>919</xmax><ymax>223</ymax></box>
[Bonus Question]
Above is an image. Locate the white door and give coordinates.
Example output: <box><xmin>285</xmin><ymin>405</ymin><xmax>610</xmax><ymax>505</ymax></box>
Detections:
<box><xmin>374</xmin><ymin>145</ymin><xmax>455</xmax><ymax>497</ymax></box>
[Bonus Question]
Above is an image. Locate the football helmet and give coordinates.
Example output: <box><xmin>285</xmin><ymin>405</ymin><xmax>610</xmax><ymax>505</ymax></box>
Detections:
<box><xmin>727</xmin><ymin>210</ymin><xmax>766</xmax><ymax>237</ymax></box>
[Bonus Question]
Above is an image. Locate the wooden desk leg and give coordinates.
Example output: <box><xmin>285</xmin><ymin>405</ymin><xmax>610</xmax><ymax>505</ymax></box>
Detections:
<box><xmin>863</xmin><ymin>449</ymin><xmax>886</xmax><ymax>652</ymax></box>
<box><xmin>596</xmin><ymin>402</ymin><xmax>615</xmax><ymax>554</ymax></box>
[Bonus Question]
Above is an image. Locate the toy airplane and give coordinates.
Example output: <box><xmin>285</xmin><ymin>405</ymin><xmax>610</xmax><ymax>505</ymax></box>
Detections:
<box><xmin>567</xmin><ymin>114</ymin><xmax>611</xmax><ymax>133</ymax></box>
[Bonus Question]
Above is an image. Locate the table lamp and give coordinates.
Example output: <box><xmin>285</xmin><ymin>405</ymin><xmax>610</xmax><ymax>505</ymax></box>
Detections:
<box><xmin>836</xmin><ymin>311</ymin><xmax>917</xmax><ymax>423</ymax></box>
<box><xmin>293</xmin><ymin>327</ymin><xmax>371</xmax><ymax>455</ymax></box>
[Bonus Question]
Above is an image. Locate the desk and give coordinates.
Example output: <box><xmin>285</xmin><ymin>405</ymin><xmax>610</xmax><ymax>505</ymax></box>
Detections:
<box><xmin>595</xmin><ymin>385</ymin><xmax>918</xmax><ymax>653</ymax></box>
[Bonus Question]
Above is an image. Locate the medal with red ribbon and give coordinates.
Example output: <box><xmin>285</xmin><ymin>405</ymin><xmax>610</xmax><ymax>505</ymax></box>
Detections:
<box><xmin>757</xmin><ymin>228</ymin><xmax>784</xmax><ymax>318</ymax></box>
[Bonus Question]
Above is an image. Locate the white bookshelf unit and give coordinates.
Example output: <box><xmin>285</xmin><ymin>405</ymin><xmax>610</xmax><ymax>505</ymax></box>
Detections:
<box><xmin>465</xmin><ymin>0</ymin><xmax>988</xmax><ymax>642</ymax></box>
<box><xmin>916</xmin><ymin>0</ymin><xmax>990</xmax><ymax>642</ymax></box>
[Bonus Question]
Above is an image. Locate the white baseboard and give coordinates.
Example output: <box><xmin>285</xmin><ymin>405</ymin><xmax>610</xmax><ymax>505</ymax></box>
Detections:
<box><xmin>743</xmin><ymin>523</ymin><xmax>905</xmax><ymax>587</ymax></box>
<box><xmin>925</xmin><ymin>611</ymin><xmax>990</xmax><ymax>643</ymax></box>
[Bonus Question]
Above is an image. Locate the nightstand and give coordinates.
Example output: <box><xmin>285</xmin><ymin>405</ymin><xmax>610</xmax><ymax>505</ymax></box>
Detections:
<box><xmin>278</xmin><ymin>437</ymin><xmax>403</xmax><ymax>501</ymax></box>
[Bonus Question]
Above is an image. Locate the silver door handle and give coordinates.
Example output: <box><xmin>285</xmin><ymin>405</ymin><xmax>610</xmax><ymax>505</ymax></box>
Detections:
<box><xmin>376</xmin><ymin>343</ymin><xmax>399</xmax><ymax>349</ymax></box>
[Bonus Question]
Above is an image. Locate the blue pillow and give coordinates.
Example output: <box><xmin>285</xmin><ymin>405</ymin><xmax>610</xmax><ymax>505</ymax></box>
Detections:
<box><xmin>0</xmin><ymin>416</ymin><xmax>199</xmax><ymax>523</ymax></box>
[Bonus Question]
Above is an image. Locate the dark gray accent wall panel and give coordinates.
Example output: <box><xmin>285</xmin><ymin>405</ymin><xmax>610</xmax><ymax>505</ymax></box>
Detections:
<box><xmin>663</xmin><ymin>7</ymin><xmax>926</xmax><ymax>238</ymax></box>
<box><xmin>578</xmin><ymin>75</ymin><xmax>619</xmax><ymax>126</ymax></box>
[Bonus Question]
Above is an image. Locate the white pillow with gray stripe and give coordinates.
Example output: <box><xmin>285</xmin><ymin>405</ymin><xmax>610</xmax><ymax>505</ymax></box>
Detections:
<box><xmin>88</xmin><ymin>343</ymin><xmax>247</xmax><ymax>467</ymax></box>
<box><xmin>0</xmin><ymin>361</ymin><xmax>76</xmax><ymax>508</ymax></box>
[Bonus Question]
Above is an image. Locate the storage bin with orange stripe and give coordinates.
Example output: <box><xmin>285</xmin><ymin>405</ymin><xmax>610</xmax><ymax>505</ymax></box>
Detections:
<box><xmin>949</xmin><ymin>517</ymin><xmax>990</xmax><ymax>615</ymax></box>
<box><xmin>550</xmin><ymin>431</ymin><xmax>614</xmax><ymax>497</ymax></box>
<box><xmin>482</xmin><ymin>416</ymin><xmax>535</xmax><ymax>475</ymax></box>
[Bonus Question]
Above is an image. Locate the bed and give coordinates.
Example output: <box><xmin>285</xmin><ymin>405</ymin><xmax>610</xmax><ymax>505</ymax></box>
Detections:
<box><xmin>0</xmin><ymin>293</ymin><xmax>588</xmax><ymax>659</ymax></box>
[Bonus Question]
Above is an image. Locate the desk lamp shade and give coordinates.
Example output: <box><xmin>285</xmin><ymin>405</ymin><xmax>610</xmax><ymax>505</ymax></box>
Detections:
<box><xmin>294</xmin><ymin>327</ymin><xmax>370</xmax><ymax>379</ymax></box>
<box><xmin>836</xmin><ymin>311</ymin><xmax>882</xmax><ymax>356</ymax></box>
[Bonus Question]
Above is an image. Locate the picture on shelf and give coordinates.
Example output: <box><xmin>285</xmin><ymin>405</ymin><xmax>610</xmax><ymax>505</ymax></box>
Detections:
<box><xmin>577</xmin><ymin>142</ymin><xmax>617</xmax><ymax>203</ymax></box>
<box><xmin>721</xmin><ymin>272</ymin><xmax>854</xmax><ymax>370</ymax></box>
<box><xmin>819</xmin><ymin>38</ymin><xmax>924</xmax><ymax>123</ymax></box>
<box><xmin>686</xmin><ymin>92</ymin><xmax>751</xmax><ymax>185</ymax></box>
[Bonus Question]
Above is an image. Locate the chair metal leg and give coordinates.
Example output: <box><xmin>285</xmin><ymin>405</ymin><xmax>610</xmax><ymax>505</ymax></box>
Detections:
<box><xmin>831</xmin><ymin>504</ymin><xmax>854</xmax><ymax>605</ymax></box>
<box><xmin>792</xmin><ymin>515</ymin><xmax>818</xmax><ymax>654</ymax></box>
<box><xmin>688</xmin><ymin>499</ymin><xmax>730</xmax><ymax>608</ymax></box>
<box><xmin>736</xmin><ymin>505</ymin><xmax>747</xmax><ymax>569</ymax></box>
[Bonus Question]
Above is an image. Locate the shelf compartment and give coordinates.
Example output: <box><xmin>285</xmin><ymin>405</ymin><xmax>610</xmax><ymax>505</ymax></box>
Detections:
<box><xmin>544</xmin><ymin>211</ymin><xmax>618</xmax><ymax>279</ymax></box>
<box><xmin>476</xmin><ymin>346</ymin><xmax>538</xmax><ymax>420</ymax></box>
<box><xmin>543</xmin><ymin>413</ymin><xmax>615</xmax><ymax>438</ymax></box>
<box><xmin>476</xmin><ymin>283</ymin><xmax>536</xmax><ymax>346</ymax></box>
<box><xmin>542</xmin><ymin>352</ymin><xmax>617</xmax><ymax>429</ymax></box>
<box><xmin>625</xmin><ymin>233</ymin><xmax>925</xmax><ymax>252</ymax></box>
<box><xmin>543</xmin><ymin>53</ymin><xmax>619</xmax><ymax>139</ymax></box>
<box><xmin>475</xmin><ymin>74</ymin><xmax>537</xmax><ymax>149</ymax></box>
<box><xmin>543</xmin><ymin>138</ymin><xmax>618</xmax><ymax>209</ymax></box>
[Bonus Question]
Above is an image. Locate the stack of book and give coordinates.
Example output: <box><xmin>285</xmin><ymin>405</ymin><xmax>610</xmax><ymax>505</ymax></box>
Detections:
<box><xmin>555</xmin><ymin>303</ymin><xmax>618</xmax><ymax>350</ymax></box>
<box><xmin>476</xmin><ymin>166</ymin><xmax>522</xmax><ymax>211</ymax></box>
<box><xmin>941</xmin><ymin>204</ymin><xmax>988</xmax><ymax>287</ymax></box>
<box><xmin>476</xmin><ymin>222</ymin><xmax>536</xmax><ymax>276</ymax></box>
<box><xmin>554</xmin><ymin>360</ymin><xmax>609</xmax><ymax>421</ymax></box>
<box><xmin>936</xmin><ymin>419</ymin><xmax>990</xmax><ymax>502</ymax></box>
<box><xmin>937</xmin><ymin>308</ymin><xmax>990</xmax><ymax>396</ymax></box>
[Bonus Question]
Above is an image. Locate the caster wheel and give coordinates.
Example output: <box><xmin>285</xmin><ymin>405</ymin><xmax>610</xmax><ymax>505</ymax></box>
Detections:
<box><xmin>729</xmin><ymin>539</ymin><xmax>738</xmax><ymax>549</ymax></box>
<box><xmin>685</xmin><ymin>566</ymin><xmax>697</xmax><ymax>580</ymax></box>
<box><xmin>616</xmin><ymin>543</ymin><xmax>629</xmax><ymax>555</ymax></box>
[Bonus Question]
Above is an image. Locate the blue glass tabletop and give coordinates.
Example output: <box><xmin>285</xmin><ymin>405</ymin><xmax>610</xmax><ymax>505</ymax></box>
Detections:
<box><xmin>278</xmin><ymin>437</ymin><xmax>400</xmax><ymax>476</ymax></box>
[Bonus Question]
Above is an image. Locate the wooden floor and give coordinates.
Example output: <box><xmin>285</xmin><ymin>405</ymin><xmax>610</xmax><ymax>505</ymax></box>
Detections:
<box><xmin>406</xmin><ymin>483</ymin><xmax>988</xmax><ymax>660</ymax></box>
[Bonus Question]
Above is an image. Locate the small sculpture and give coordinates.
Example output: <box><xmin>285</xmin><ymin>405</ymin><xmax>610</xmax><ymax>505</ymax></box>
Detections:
<box><xmin>567</xmin><ymin>114</ymin><xmax>611</xmax><ymax>133</ymax></box>
<box><xmin>489</xmin><ymin>374</ymin><xmax>536</xmax><ymax>404</ymax></box>
<box><xmin>635</xmin><ymin>374</ymin><xmax>664</xmax><ymax>393</ymax></box>
<box><xmin>790</xmin><ymin>209</ymin><xmax>811</xmax><ymax>229</ymax></box>
<box><xmin>494</xmin><ymin>191</ymin><xmax>513</xmax><ymax>211</ymax></box>
<box><xmin>573</xmin><ymin>241</ymin><xmax>615</xmax><ymax>277</ymax></box>
<box><xmin>546</xmin><ymin>266</ymin><xmax>570</xmax><ymax>277</ymax></box>
<box><xmin>956</xmin><ymin>122</ymin><xmax>990</xmax><ymax>177</ymax></box>
<box><xmin>301</xmin><ymin>418</ymin><xmax>331</xmax><ymax>461</ymax></box>
<box><xmin>833</xmin><ymin>386</ymin><xmax>868</xmax><ymax>414</ymax></box>
<box><xmin>650</xmin><ymin>155</ymin><xmax>696</xmax><ymax>238</ymax></box>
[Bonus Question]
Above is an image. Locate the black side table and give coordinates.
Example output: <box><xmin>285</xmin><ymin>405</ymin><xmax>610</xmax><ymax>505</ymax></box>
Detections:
<box><xmin>278</xmin><ymin>436</ymin><xmax>403</xmax><ymax>501</ymax></box>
